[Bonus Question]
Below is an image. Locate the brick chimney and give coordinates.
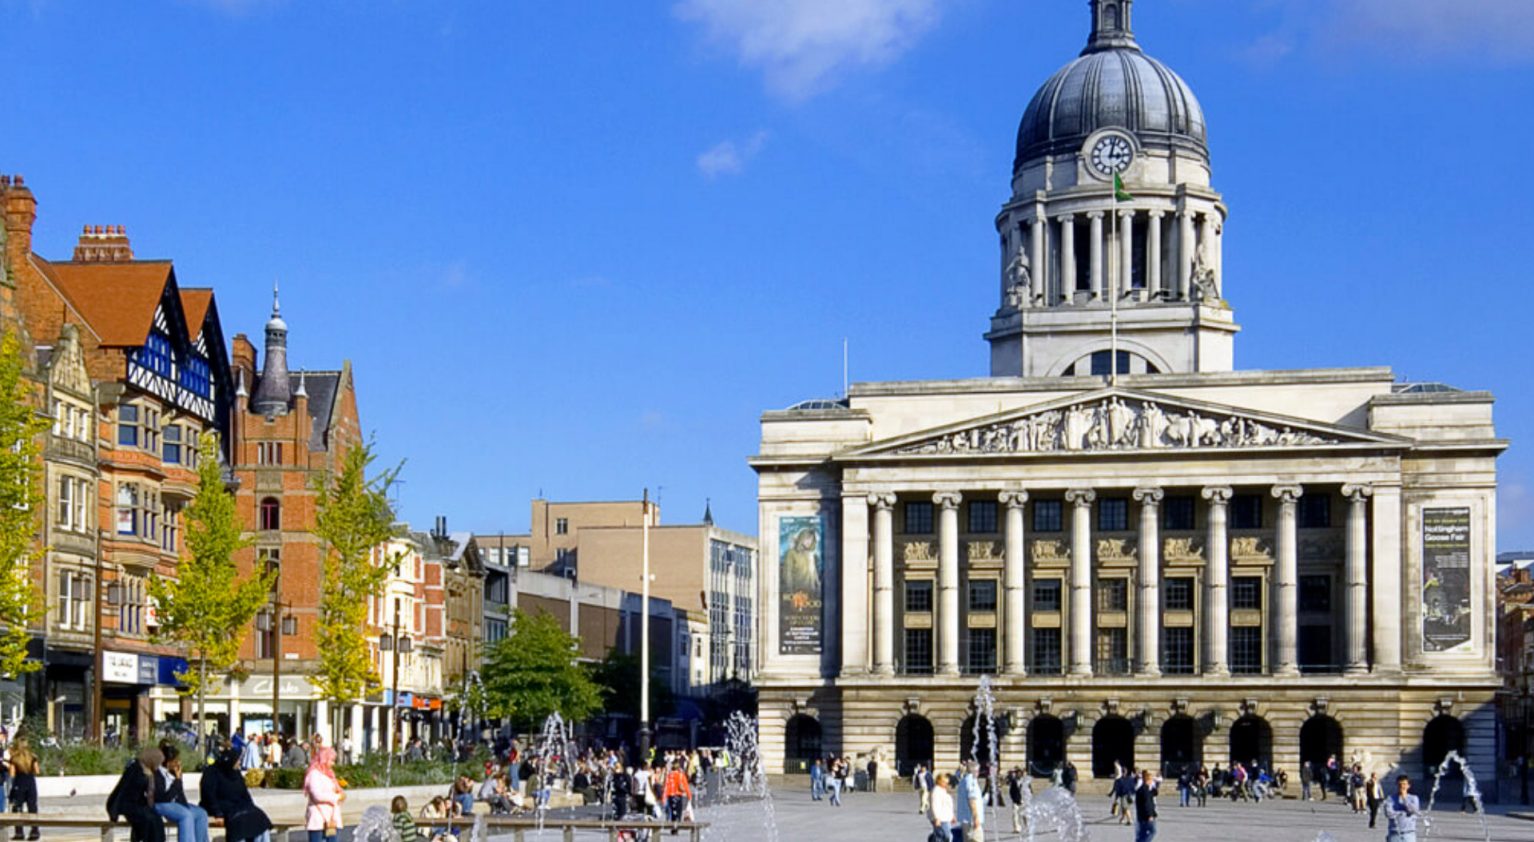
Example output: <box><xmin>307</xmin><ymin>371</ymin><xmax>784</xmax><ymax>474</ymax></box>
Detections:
<box><xmin>2</xmin><ymin>175</ymin><xmax>37</xmax><ymax>274</ymax></box>
<box><xmin>72</xmin><ymin>224</ymin><xmax>134</xmax><ymax>262</ymax></box>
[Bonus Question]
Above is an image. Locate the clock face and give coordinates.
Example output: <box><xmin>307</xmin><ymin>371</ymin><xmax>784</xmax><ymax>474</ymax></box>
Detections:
<box><xmin>1091</xmin><ymin>135</ymin><xmax>1134</xmax><ymax>176</ymax></box>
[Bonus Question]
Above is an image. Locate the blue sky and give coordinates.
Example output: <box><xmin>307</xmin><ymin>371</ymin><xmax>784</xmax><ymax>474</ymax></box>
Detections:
<box><xmin>3</xmin><ymin>0</ymin><xmax>1532</xmax><ymax>547</ymax></box>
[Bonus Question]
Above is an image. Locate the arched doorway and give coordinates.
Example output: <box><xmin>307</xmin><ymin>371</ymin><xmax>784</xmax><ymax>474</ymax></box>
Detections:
<box><xmin>1028</xmin><ymin>715</ymin><xmax>1065</xmax><ymax>777</ymax></box>
<box><xmin>1299</xmin><ymin>715</ymin><xmax>1344</xmax><ymax>772</ymax></box>
<box><xmin>784</xmin><ymin>714</ymin><xmax>822</xmax><ymax>772</ymax></box>
<box><xmin>1228</xmin><ymin>715</ymin><xmax>1272</xmax><ymax>769</ymax></box>
<box><xmin>961</xmin><ymin>713</ymin><xmax>1001</xmax><ymax>767</ymax></box>
<box><xmin>1422</xmin><ymin>715</ymin><xmax>1465</xmax><ymax>774</ymax></box>
<box><xmin>896</xmin><ymin>714</ymin><xmax>935</xmax><ymax>776</ymax></box>
<box><xmin>1092</xmin><ymin>716</ymin><xmax>1135</xmax><ymax>778</ymax></box>
<box><xmin>1160</xmin><ymin>715</ymin><xmax>1201</xmax><ymax>776</ymax></box>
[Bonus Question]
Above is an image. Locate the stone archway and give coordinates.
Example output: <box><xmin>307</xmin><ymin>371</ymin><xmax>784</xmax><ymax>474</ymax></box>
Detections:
<box><xmin>784</xmin><ymin>714</ymin><xmax>822</xmax><ymax>773</ymax></box>
<box><xmin>1028</xmin><ymin>715</ymin><xmax>1065</xmax><ymax>777</ymax></box>
<box><xmin>1092</xmin><ymin>716</ymin><xmax>1135</xmax><ymax>778</ymax></box>
<box><xmin>1422</xmin><ymin>715</ymin><xmax>1465</xmax><ymax>774</ymax></box>
<box><xmin>1228</xmin><ymin>715</ymin><xmax>1272</xmax><ymax>769</ymax></box>
<box><xmin>896</xmin><ymin>714</ymin><xmax>935</xmax><ymax>777</ymax></box>
<box><xmin>1299</xmin><ymin>714</ymin><xmax>1344</xmax><ymax>771</ymax></box>
<box><xmin>961</xmin><ymin>713</ymin><xmax>1004</xmax><ymax>767</ymax></box>
<box><xmin>1160</xmin><ymin>715</ymin><xmax>1202</xmax><ymax>776</ymax></box>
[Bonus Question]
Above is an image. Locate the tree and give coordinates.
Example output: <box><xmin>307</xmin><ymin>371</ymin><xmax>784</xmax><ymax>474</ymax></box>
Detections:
<box><xmin>482</xmin><ymin>609</ymin><xmax>602</xmax><ymax>729</ymax></box>
<box><xmin>588</xmin><ymin>650</ymin><xmax>673</xmax><ymax>723</ymax></box>
<box><xmin>310</xmin><ymin>441</ymin><xmax>401</xmax><ymax>743</ymax></box>
<box><xmin>149</xmin><ymin>433</ymin><xmax>271</xmax><ymax>743</ymax></box>
<box><xmin>0</xmin><ymin>331</ymin><xmax>44</xmax><ymax>680</ymax></box>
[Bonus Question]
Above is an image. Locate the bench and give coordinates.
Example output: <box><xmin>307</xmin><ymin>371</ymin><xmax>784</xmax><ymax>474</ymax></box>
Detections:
<box><xmin>0</xmin><ymin>814</ymin><xmax>306</xmax><ymax>842</ymax></box>
<box><xmin>441</xmin><ymin>816</ymin><xmax>710</xmax><ymax>842</ymax></box>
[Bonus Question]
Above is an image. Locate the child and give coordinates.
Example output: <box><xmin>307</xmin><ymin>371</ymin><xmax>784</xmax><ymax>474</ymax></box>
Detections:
<box><xmin>391</xmin><ymin>797</ymin><xmax>422</xmax><ymax>842</ymax></box>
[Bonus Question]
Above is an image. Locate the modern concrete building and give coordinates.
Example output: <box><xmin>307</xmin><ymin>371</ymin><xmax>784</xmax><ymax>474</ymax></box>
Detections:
<box><xmin>477</xmin><ymin>498</ymin><xmax>758</xmax><ymax>688</ymax></box>
<box><xmin>751</xmin><ymin>0</ymin><xmax>1506</xmax><ymax>787</ymax></box>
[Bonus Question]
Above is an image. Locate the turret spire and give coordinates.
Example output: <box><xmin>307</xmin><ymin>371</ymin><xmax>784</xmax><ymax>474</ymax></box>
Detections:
<box><xmin>1084</xmin><ymin>0</ymin><xmax>1138</xmax><ymax>54</ymax></box>
<box><xmin>251</xmin><ymin>280</ymin><xmax>292</xmax><ymax>416</ymax></box>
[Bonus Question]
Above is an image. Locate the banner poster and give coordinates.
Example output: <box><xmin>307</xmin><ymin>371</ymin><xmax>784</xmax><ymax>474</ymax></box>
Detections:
<box><xmin>1421</xmin><ymin>507</ymin><xmax>1472</xmax><ymax>653</ymax></box>
<box><xmin>778</xmin><ymin>514</ymin><xmax>825</xmax><ymax>655</ymax></box>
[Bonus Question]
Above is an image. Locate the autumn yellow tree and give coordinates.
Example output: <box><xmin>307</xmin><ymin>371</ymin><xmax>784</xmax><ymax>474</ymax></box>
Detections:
<box><xmin>0</xmin><ymin>331</ymin><xmax>44</xmax><ymax>680</ymax></box>
<box><xmin>311</xmin><ymin>441</ymin><xmax>401</xmax><ymax>743</ymax></box>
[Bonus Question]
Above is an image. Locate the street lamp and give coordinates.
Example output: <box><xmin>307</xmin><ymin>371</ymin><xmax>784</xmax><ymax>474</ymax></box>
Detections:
<box><xmin>639</xmin><ymin>490</ymin><xmax>652</xmax><ymax>765</ymax></box>
<box><xmin>1521</xmin><ymin>668</ymin><xmax>1531</xmax><ymax>806</ymax></box>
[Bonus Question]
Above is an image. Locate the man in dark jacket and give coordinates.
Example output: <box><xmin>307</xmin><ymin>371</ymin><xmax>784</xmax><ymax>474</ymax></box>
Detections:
<box><xmin>200</xmin><ymin>747</ymin><xmax>274</xmax><ymax>842</ymax></box>
<box><xmin>106</xmin><ymin>748</ymin><xmax>165</xmax><ymax>842</ymax></box>
<box><xmin>1134</xmin><ymin>769</ymin><xmax>1158</xmax><ymax>842</ymax></box>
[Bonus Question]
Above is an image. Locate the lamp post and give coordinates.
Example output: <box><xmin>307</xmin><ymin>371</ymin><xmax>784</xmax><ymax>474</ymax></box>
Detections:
<box><xmin>1522</xmin><ymin>668</ymin><xmax>1531</xmax><ymax>806</ymax></box>
<box><xmin>384</xmin><ymin>598</ymin><xmax>412</xmax><ymax>788</ymax></box>
<box><xmin>639</xmin><ymin>489</ymin><xmax>652</xmax><ymax>765</ymax></box>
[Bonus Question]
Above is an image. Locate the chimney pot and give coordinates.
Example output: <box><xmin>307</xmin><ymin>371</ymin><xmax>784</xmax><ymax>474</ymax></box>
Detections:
<box><xmin>13</xmin><ymin>175</ymin><xmax>22</xmax><ymax>186</ymax></box>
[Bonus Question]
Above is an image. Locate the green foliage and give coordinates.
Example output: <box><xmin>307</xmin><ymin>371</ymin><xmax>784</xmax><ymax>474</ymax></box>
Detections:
<box><xmin>588</xmin><ymin>650</ymin><xmax>673</xmax><ymax>722</ymax></box>
<box><xmin>34</xmin><ymin>742</ymin><xmax>135</xmax><ymax>776</ymax></box>
<box><xmin>0</xmin><ymin>331</ymin><xmax>45</xmax><ymax>679</ymax></box>
<box><xmin>311</xmin><ymin>441</ymin><xmax>401</xmax><ymax>708</ymax></box>
<box><xmin>482</xmin><ymin>609</ymin><xmax>603</xmax><ymax>728</ymax></box>
<box><xmin>150</xmin><ymin>434</ymin><xmax>271</xmax><ymax>729</ymax></box>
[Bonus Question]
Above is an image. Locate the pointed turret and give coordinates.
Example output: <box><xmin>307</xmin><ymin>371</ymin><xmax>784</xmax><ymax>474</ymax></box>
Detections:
<box><xmin>250</xmin><ymin>283</ymin><xmax>292</xmax><ymax>416</ymax></box>
<box><xmin>703</xmin><ymin>498</ymin><xmax>714</xmax><ymax>526</ymax></box>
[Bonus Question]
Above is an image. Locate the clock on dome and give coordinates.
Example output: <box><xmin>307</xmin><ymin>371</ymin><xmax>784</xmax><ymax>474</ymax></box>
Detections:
<box><xmin>1089</xmin><ymin>132</ymin><xmax>1135</xmax><ymax>178</ymax></box>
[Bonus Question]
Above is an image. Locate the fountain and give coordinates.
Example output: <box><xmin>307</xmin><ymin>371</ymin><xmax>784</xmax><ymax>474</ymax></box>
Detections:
<box><xmin>1422</xmin><ymin>750</ymin><xmax>1491</xmax><ymax>842</ymax></box>
<box><xmin>970</xmin><ymin>675</ymin><xmax>1006</xmax><ymax>823</ymax></box>
<box><xmin>528</xmin><ymin>710</ymin><xmax>577</xmax><ymax>829</ymax></box>
<box><xmin>696</xmin><ymin>711</ymin><xmax>778</xmax><ymax>842</ymax></box>
<box><xmin>353</xmin><ymin>806</ymin><xmax>398</xmax><ymax>842</ymax></box>
<box><xmin>1022</xmin><ymin>785</ymin><xmax>1090</xmax><ymax>842</ymax></box>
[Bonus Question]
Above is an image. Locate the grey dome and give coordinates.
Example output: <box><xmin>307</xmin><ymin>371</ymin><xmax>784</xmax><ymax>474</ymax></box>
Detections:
<box><xmin>1015</xmin><ymin>43</ymin><xmax>1207</xmax><ymax>173</ymax></box>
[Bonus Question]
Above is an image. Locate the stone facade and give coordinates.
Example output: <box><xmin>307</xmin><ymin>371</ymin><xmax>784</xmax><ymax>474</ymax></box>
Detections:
<box><xmin>750</xmin><ymin>0</ymin><xmax>1506</xmax><ymax>789</ymax></box>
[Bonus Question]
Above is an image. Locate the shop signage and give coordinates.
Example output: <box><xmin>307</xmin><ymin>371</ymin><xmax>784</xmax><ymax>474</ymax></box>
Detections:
<box><xmin>103</xmin><ymin>651</ymin><xmax>138</xmax><ymax>683</ymax></box>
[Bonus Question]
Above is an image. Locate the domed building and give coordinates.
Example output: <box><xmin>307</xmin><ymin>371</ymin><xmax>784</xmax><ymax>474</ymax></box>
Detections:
<box><xmin>751</xmin><ymin>0</ymin><xmax>1505</xmax><ymax>792</ymax></box>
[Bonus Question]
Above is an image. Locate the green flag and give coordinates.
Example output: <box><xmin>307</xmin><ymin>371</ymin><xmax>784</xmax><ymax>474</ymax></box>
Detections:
<box><xmin>1114</xmin><ymin>173</ymin><xmax>1133</xmax><ymax>202</ymax></box>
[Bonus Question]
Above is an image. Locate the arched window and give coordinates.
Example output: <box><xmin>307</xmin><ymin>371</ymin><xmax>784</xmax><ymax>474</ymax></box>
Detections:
<box><xmin>260</xmin><ymin>497</ymin><xmax>281</xmax><ymax>531</ymax></box>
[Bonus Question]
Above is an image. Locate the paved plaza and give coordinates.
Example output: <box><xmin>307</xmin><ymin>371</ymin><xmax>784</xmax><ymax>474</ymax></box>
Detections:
<box><xmin>731</xmin><ymin>787</ymin><xmax>1532</xmax><ymax>842</ymax></box>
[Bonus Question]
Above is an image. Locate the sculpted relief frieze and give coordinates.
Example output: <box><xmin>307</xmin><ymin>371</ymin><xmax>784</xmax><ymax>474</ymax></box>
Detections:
<box><xmin>967</xmin><ymin>541</ymin><xmax>1002</xmax><ymax>562</ymax></box>
<box><xmin>1163</xmin><ymin>537</ymin><xmax>1205</xmax><ymax>562</ymax></box>
<box><xmin>1096</xmin><ymin>537</ymin><xmax>1138</xmax><ymax>562</ymax></box>
<box><xmin>1230</xmin><ymin>535</ymin><xmax>1274</xmax><ymax>561</ymax></box>
<box><xmin>891</xmin><ymin>396</ymin><xmax>1338</xmax><ymax>456</ymax></box>
<box><xmin>902</xmin><ymin>541</ymin><xmax>936</xmax><ymax>563</ymax></box>
<box><xmin>1031</xmin><ymin>539</ymin><xmax>1070</xmax><ymax>563</ymax></box>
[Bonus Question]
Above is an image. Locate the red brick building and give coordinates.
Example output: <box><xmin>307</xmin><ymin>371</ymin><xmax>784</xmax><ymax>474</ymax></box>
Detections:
<box><xmin>4</xmin><ymin>174</ymin><xmax>234</xmax><ymax>739</ymax></box>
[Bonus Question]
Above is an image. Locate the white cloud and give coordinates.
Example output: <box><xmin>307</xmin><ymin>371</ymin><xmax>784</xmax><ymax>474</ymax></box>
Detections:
<box><xmin>695</xmin><ymin>130</ymin><xmax>768</xmax><ymax>178</ymax></box>
<box><xmin>1329</xmin><ymin>0</ymin><xmax>1534</xmax><ymax>58</ymax></box>
<box><xmin>674</xmin><ymin>0</ymin><xmax>941</xmax><ymax>99</ymax></box>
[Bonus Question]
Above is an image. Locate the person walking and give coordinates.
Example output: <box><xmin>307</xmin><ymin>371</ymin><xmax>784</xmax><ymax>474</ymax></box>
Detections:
<box><xmin>7</xmin><ymin>738</ymin><xmax>39</xmax><ymax>841</ymax></box>
<box><xmin>1300</xmin><ymin>762</ymin><xmax>1313</xmax><ymax>802</ymax></box>
<box><xmin>915</xmin><ymin>764</ymin><xmax>931</xmax><ymax>815</ymax></box>
<box><xmin>1006</xmin><ymin>767</ymin><xmax>1029</xmax><ymax>835</ymax></box>
<box><xmin>809</xmin><ymin>758</ymin><xmax>824</xmax><ymax>802</ymax></box>
<box><xmin>1134</xmin><ymin>769</ymin><xmax>1158</xmax><ymax>842</ymax></box>
<box><xmin>661</xmin><ymin>761</ymin><xmax>692</xmax><ymax>824</ymax></box>
<box><xmin>1365</xmin><ymin>772</ymin><xmax>1385</xmax><ymax>829</ymax></box>
<box><xmin>1382</xmin><ymin>775</ymin><xmax>1421</xmax><ymax>842</ymax></box>
<box><xmin>302</xmin><ymin>747</ymin><xmax>345</xmax><ymax>842</ymax></box>
<box><xmin>957</xmin><ymin>761</ymin><xmax>985</xmax><ymax>842</ymax></box>
<box><xmin>827</xmin><ymin>758</ymin><xmax>844</xmax><ymax>807</ymax></box>
<box><xmin>928</xmin><ymin>774</ymin><xmax>956</xmax><ymax>842</ymax></box>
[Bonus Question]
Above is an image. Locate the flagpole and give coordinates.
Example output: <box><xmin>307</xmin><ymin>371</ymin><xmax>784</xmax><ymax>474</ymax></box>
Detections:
<box><xmin>1109</xmin><ymin>177</ymin><xmax>1119</xmax><ymax>387</ymax></box>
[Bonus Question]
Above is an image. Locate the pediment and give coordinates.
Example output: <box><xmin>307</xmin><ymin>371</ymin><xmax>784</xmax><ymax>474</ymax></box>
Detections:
<box><xmin>840</xmin><ymin>387</ymin><xmax>1409</xmax><ymax>459</ymax></box>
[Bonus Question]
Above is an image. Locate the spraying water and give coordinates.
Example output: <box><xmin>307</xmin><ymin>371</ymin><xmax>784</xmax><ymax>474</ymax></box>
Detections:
<box><xmin>971</xmin><ymin>676</ymin><xmax>1006</xmax><ymax>825</ymax></box>
<box><xmin>1422</xmin><ymin>750</ymin><xmax>1491</xmax><ymax>842</ymax></box>
<box><xmin>1022</xmin><ymin>785</ymin><xmax>1090</xmax><ymax>842</ymax></box>
<box><xmin>530</xmin><ymin>711</ymin><xmax>577</xmax><ymax>830</ymax></box>
<box><xmin>352</xmin><ymin>806</ymin><xmax>398</xmax><ymax>842</ymax></box>
<box><xmin>699</xmin><ymin>711</ymin><xmax>779</xmax><ymax>842</ymax></box>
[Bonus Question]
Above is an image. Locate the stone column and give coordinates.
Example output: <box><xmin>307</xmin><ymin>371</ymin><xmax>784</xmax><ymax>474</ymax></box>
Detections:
<box><xmin>1000</xmin><ymin>490</ymin><xmax>1029</xmax><ymax>675</ymax></box>
<box><xmin>1343</xmin><ymin>484</ymin><xmax>1372</xmax><ymax>674</ymax></box>
<box><xmin>936</xmin><ymin>492</ymin><xmax>963</xmax><ymax>676</ymax></box>
<box><xmin>1118</xmin><ymin>209</ymin><xmax>1134</xmax><ymax>298</ymax></box>
<box><xmin>1059</xmin><ymin>215</ymin><xmax>1077</xmax><ymax>303</ymax></box>
<box><xmin>839</xmin><ymin>494</ymin><xmax>866</xmax><ymax>675</ymax></box>
<box><xmin>1133</xmin><ymin>487</ymin><xmax>1163</xmax><ymax>676</ymax></box>
<box><xmin>1202</xmin><ymin>486</ymin><xmax>1233</xmax><ymax>676</ymax></box>
<box><xmin>349</xmin><ymin>703</ymin><xmax>365</xmax><ymax>755</ymax></box>
<box><xmin>1030</xmin><ymin>214</ymin><xmax>1046</xmax><ymax>304</ymax></box>
<box><xmin>1088</xmin><ymin>212</ymin><xmax>1105</xmax><ymax>300</ymax></box>
<box><xmin>1065</xmin><ymin>488</ymin><xmax>1096</xmax><ymax>676</ymax></box>
<box><xmin>1178</xmin><ymin>210</ymin><xmax>1195</xmax><ymax>300</ymax></box>
<box><xmin>870</xmin><ymin>493</ymin><xmax>897</xmax><ymax>676</ymax></box>
<box><xmin>1271</xmin><ymin>484</ymin><xmax>1303</xmax><ymax>676</ymax></box>
<box><xmin>1146</xmin><ymin>211</ymin><xmax>1163</xmax><ymax>297</ymax></box>
<box><xmin>1371</xmin><ymin>485</ymin><xmax>1403</xmax><ymax>672</ymax></box>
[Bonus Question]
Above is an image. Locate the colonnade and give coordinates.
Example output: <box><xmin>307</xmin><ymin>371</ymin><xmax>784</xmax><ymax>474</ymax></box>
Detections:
<box><xmin>866</xmin><ymin>483</ymin><xmax>1397</xmax><ymax>678</ymax></box>
<box><xmin>1020</xmin><ymin>206</ymin><xmax>1221</xmax><ymax>305</ymax></box>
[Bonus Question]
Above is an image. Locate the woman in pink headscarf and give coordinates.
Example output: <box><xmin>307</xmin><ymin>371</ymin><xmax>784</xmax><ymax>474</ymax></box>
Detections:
<box><xmin>303</xmin><ymin>746</ymin><xmax>345</xmax><ymax>842</ymax></box>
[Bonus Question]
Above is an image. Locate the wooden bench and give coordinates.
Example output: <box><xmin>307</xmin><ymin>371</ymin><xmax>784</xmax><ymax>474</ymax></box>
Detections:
<box><xmin>0</xmin><ymin>814</ymin><xmax>305</xmax><ymax>842</ymax></box>
<box><xmin>441</xmin><ymin>815</ymin><xmax>710</xmax><ymax>842</ymax></box>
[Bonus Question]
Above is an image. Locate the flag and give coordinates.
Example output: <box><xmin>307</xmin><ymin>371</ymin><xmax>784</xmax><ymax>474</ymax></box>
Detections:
<box><xmin>1114</xmin><ymin>173</ymin><xmax>1133</xmax><ymax>202</ymax></box>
